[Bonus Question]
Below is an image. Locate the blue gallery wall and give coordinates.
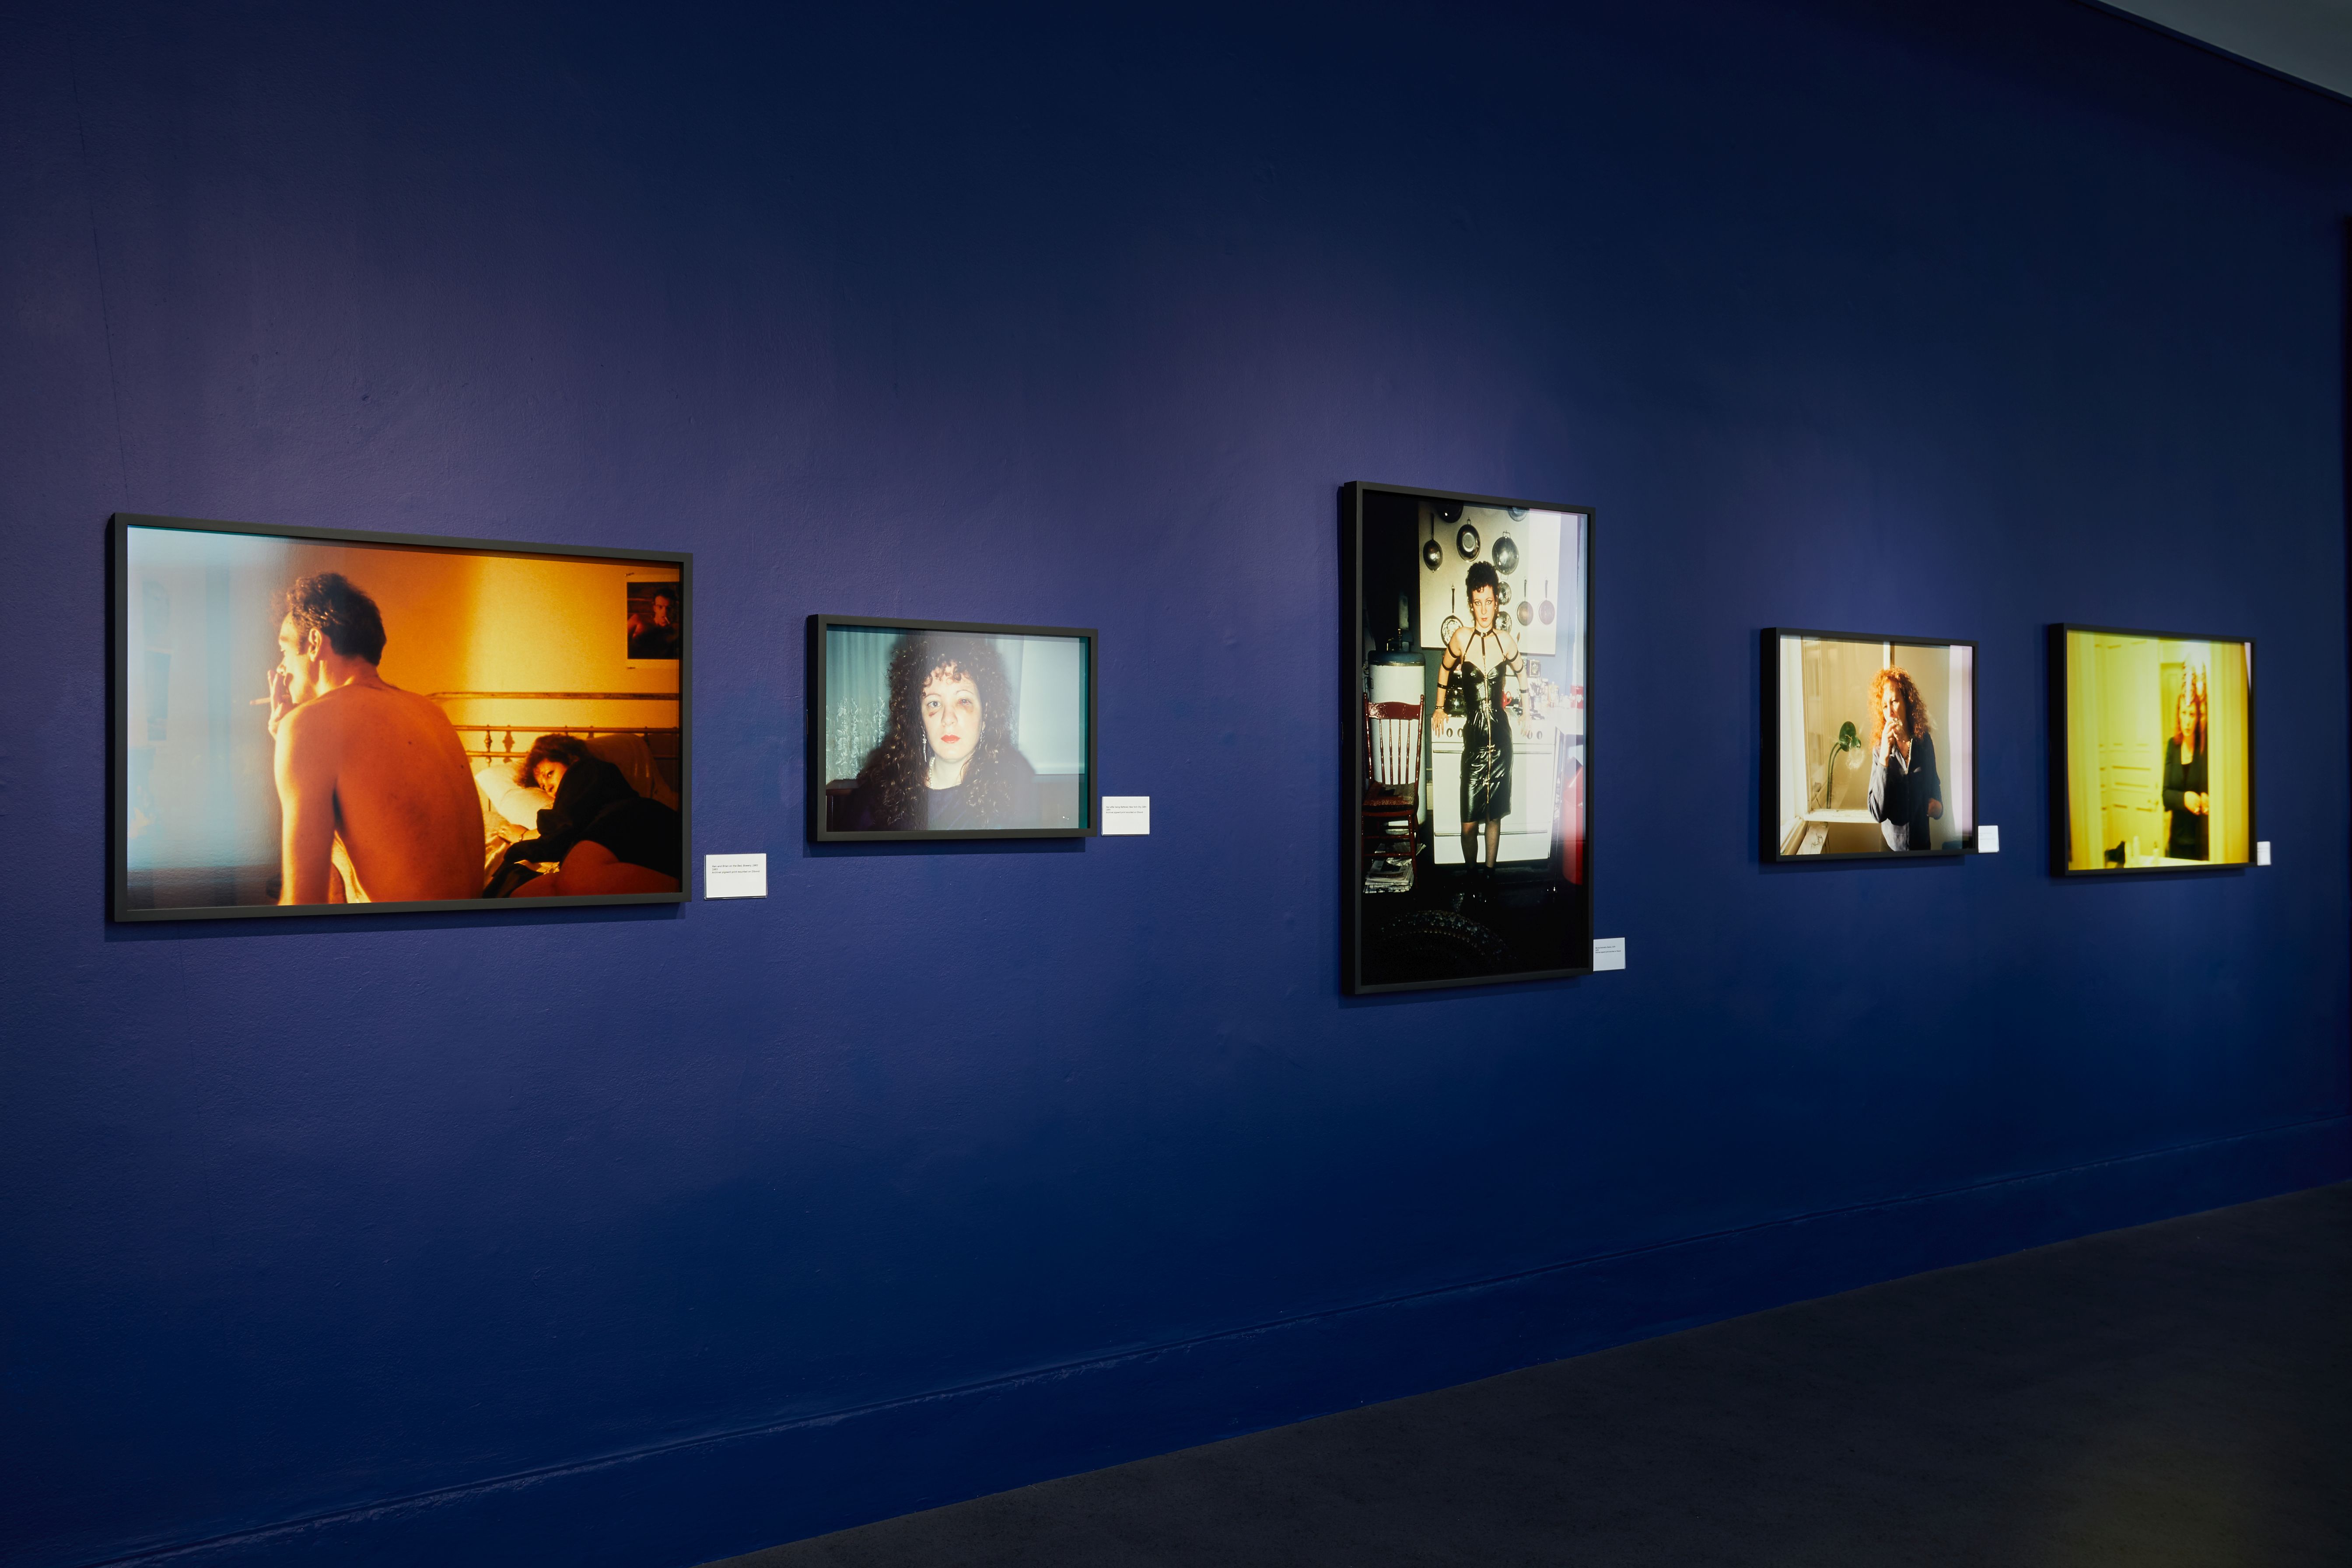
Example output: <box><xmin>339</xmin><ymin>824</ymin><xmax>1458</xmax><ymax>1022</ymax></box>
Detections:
<box><xmin>4</xmin><ymin>1</ymin><xmax>2349</xmax><ymax>1564</ymax></box>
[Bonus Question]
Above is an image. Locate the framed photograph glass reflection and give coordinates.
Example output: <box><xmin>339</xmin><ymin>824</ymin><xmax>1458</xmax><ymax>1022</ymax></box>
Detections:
<box><xmin>1341</xmin><ymin>482</ymin><xmax>1593</xmax><ymax>993</ymax></box>
<box><xmin>1763</xmin><ymin>628</ymin><xmax>1978</xmax><ymax>862</ymax></box>
<box><xmin>2048</xmin><ymin>623</ymin><xmax>2254</xmax><ymax>875</ymax></box>
<box><xmin>809</xmin><ymin>615</ymin><xmax>1097</xmax><ymax>841</ymax></box>
<box><xmin>112</xmin><ymin>512</ymin><xmax>691</xmax><ymax>921</ymax></box>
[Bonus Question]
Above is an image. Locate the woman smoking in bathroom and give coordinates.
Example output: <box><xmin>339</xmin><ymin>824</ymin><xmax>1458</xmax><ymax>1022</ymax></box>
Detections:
<box><xmin>840</xmin><ymin>634</ymin><xmax>1040</xmax><ymax>831</ymax></box>
<box><xmin>1866</xmin><ymin>666</ymin><xmax>1942</xmax><ymax>851</ymax></box>
<box><xmin>1434</xmin><ymin>561</ymin><xmax>1523</xmax><ymax>872</ymax></box>
<box><xmin>2163</xmin><ymin>668</ymin><xmax>2209</xmax><ymax>861</ymax></box>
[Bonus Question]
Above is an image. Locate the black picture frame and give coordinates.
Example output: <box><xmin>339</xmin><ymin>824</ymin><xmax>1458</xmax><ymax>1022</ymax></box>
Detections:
<box><xmin>806</xmin><ymin>614</ymin><xmax>1099</xmax><ymax>842</ymax></box>
<box><xmin>1760</xmin><ymin>626</ymin><xmax>1980</xmax><ymax>864</ymax></box>
<box><xmin>110</xmin><ymin>512</ymin><xmax>693</xmax><ymax>921</ymax></box>
<box><xmin>1341</xmin><ymin>481</ymin><xmax>1596</xmax><ymax>994</ymax></box>
<box><xmin>2046</xmin><ymin>621</ymin><xmax>2257</xmax><ymax>876</ymax></box>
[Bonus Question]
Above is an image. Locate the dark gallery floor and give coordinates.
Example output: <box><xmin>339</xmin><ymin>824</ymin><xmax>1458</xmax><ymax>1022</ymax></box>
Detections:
<box><xmin>712</xmin><ymin>1183</ymin><xmax>2351</xmax><ymax>1568</ymax></box>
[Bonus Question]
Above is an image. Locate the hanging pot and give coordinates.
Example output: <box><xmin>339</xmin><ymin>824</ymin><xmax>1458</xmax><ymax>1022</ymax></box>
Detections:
<box><xmin>1422</xmin><ymin>515</ymin><xmax>1442</xmax><ymax>571</ymax></box>
<box><xmin>1435</xmin><ymin>501</ymin><xmax>1463</xmax><ymax>524</ymax></box>
<box><xmin>1538</xmin><ymin>580</ymin><xmax>1554</xmax><ymax>626</ymax></box>
<box><xmin>1516</xmin><ymin>579</ymin><xmax>1533</xmax><ymax>625</ymax></box>
<box><xmin>1494</xmin><ymin>578</ymin><xmax>1510</xmax><ymax>608</ymax></box>
<box><xmin>1506</xmin><ymin>507</ymin><xmax>1527</xmax><ymax>521</ymax></box>
<box><xmin>1455</xmin><ymin>521</ymin><xmax>1480</xmax><ymax>559</ymax></box>
<box><xmin>1439</xmin><ymin>587</ymin><xmax>1461</xmax><ymax>644</ymax></box>
<box><xmin>1490</xmin><ymin>534</ymin><xmax>1519</xmax><ymax>575</ymax></box>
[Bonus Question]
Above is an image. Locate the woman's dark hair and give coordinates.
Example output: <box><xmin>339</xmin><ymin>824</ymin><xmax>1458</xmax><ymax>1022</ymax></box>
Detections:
<box><xmin>854</xmin><ymin>634</ymin><xmax>1019</xmax><ymax>827</ymax></box>
<box><xmin>516</xmin><ymin>732</ymin><xmax>595</xmax><ymax>787</ymax></box>
<box><xmin>1465</xmin><ymin>561</ymin><xmax>1501</xmax><ymax>601</ymax></box>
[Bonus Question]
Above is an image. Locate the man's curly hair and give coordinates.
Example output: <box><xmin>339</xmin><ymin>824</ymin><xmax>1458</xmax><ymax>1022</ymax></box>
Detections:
<box><xmin>281</xmin><ymin>572</ymin><xmax>387</xmax><ymax>664</ymax></box>
<box><xmin>853</xmin><ymin>634</ymin><xmax>1020</xmax><ymax>828</ymax></box>
<box><xmin>1869</xmin><ymin>665</ymin><xmax>1931</xmax><ymax>749</ymax></box>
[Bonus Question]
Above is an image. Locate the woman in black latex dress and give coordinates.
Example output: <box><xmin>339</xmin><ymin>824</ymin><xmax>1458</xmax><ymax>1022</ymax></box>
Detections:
<box><xmin>1435</xmin><ymin>561</ymin><xmax>1523</xmax><ymax>872</ymax></box>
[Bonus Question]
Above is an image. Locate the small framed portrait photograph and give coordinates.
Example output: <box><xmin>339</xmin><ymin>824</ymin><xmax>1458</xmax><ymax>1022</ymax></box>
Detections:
<box><xmin>1764</xmin><ymin>628</ymin><xmax>1978</xmax><ymax>861</ymax></box>
<box><xmin>113</xmin><ymin>513</ymin><xmax>690</xmax><ymax>920</ymax></box>
<box><xmin>809</xmin><ymin>616</ymin><xmax>1096</xmax><ymax>840</ymax></box>
<box><xmin>626</xmin><ymin>575</ymin><xmax>683</xmax><ymax>662</ymax></box>
<box><xmin>2049</xmin><ymin>623</ymin><xmax>2253</xmax><ymax>874</ymax></box>
<box><xmin>1341</xmin><ymin>483</ymin><xmax>1593</xmax><ymax>993</ymax></box>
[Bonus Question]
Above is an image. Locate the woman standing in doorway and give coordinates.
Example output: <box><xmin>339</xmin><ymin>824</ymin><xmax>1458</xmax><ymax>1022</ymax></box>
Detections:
<box><xmin>2163</xmin><ymin>668</ymin><xmax>2209</xmax><ymax>861</ymax></box>
<box><xmin>1435</xmin><ymin>561</ymin><xmax>1523</xmax><ymax>872</ymax></box>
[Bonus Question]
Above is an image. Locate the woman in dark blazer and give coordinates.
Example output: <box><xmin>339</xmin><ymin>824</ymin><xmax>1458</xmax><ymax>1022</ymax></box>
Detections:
<box><xmin>2162</xmin><ymin>669</ymin><xmax>2209</xmax><ymax>861</ymax></box>
<box><xmin>1866</xmin><ymin>665</ymin><xmax>1943</xmax><ymax>851</ymax></box>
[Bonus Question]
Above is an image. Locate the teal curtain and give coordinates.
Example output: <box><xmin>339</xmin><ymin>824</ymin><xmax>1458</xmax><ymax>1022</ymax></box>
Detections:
<box><xmin>822</xmin><ymin>626</ymin><xmax>901</xmax><ymax>782</ymax></box>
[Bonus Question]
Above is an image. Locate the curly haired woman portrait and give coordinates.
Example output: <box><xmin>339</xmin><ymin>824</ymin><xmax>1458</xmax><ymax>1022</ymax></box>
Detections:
<box><xmin>1866</xmin><ymin>665</ymin><xmax>1943</xmax><ymax>851</ymax></box>
<box><xmin>839</xmin><ymin>633</ymin><xmax>1040</xmax><ymax>831</ymax></box>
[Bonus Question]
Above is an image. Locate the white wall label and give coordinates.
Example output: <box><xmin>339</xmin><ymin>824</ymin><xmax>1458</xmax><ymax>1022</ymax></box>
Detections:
<box><xmin>1978</xmin><ymin>825</ymin><xmax>2000</xmax><ymax>854</ymax></box>
<box><xmin>704</xmin><ymin>854</ymin><xmax>767</xmax><ymax>898</ymax></box>
<box><xmin>1592</xmin><ymin>936</ymin><xmax>1626</xmax><ymax>971</ymax></box>
<box><xmin>2256</xmin><ymin>840</ymin><xmax>2271</xmax><ymax>865</ymax></box>
<box><xmin>1101</xmin><ymin>796</ymin><xmax>1150</xmax><ymax>835</ymax></box>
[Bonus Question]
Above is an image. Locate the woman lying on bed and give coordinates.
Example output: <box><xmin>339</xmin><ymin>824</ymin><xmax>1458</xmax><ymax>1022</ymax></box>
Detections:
<box><xmin>489</xmin><ymin>734</ymin><xmax>682</xmax><ymax>896</ymax></box>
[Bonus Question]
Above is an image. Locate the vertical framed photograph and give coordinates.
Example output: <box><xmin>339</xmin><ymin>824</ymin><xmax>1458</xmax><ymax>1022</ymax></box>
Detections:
<box><xmin>1341</xmin><ymin>483</ymin><xmax>1592</xmax><ymax>993</ymax></box>
<box><xmin>2049</xmin><ymin>623</ymin><xmax>2254</xmax><ymax>874</ymax></box>
<box><xmin>1763</xmin><ymin>629</ymin><xmax>1978</xmax><ymax>861</ymax></box>
<box><xmin>809</xmin><ymin>616</ymin><xmax>1097</xmax><ymax>840</ymax></box>
<box><xmin>112</xmin><ymin>514</ymin><xmax>690</xmax><ymax>920</ymax></box>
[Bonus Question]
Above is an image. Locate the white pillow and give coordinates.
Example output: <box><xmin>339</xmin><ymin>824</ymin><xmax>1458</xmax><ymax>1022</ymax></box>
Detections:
<box><xmin>475</xmin><ymin>764</ymin><xmax>553</xmax><ymax>830</ymax></box>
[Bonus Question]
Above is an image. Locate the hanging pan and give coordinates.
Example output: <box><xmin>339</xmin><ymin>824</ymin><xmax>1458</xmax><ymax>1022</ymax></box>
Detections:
<box><xmin>1455</xmin><ymin>520</ymin><xmax>1480</xmax><ymax>559</ymax></box>
<box><xmin>1516</xmin><ymin>580</ymin><xmax>1533</xmax><ymax>625</ymax></box>
<box><xmin>1422</xmin><ymin>515</ymin><xmax>1442</xmax><ymax>571</ymax></box>
<box><xmin>1490</xmin><ymin>534</ymin><xmax>1519</xmax><ymax>575</ymax></box>
<box><xmin>1538</xmin><ymin>580</ymin><xmax>1554</xmax><ymax>626</ymax></box>
<box><xmin>1439</xmin><ymin>587</ymin><xmax>1461</xmax><ymax>644</ymax></box>
<box><xmin>1494</xmin><ymin>578</ymin><xmax>1510</xmax><ymax>608</ymax></box>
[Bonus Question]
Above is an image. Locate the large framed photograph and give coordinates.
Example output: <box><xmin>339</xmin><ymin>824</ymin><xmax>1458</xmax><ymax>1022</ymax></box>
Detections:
<box><xmin>1341</xmin><ymin>483</ymin><xmax>1592</xmax><ymax>993</ymax></box>
<box><xmin>2049</xmin><ymin>623</ymin><xmax>2254</xmax><ymax>874</ymax></box>
<box><xmin>112</xmin><ymin>514</ymin><xmax>690</xmax><ymax>921</ymax></box>
<box><xmin>1764</xmin><ymin>628</ymin><xmax>1978</xmax><ymax>861</ymax></box>
<box><xmin>810</xmin><ymin>616</ymin><xmax>1096</xmax><ymax>840</ymax></box>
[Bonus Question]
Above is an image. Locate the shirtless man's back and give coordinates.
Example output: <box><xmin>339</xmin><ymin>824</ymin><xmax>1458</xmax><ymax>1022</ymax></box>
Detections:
<box><xmin>276</xmin><ymin>685</ymin><xmax>481</xmax><ymax>902</ymax></box>
<box><xmin>267</xmin><ymin>573</ymin><xmax>482</xmax><ymax>905</ymax></box>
